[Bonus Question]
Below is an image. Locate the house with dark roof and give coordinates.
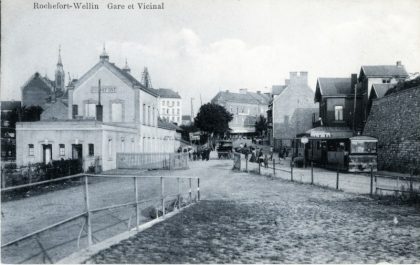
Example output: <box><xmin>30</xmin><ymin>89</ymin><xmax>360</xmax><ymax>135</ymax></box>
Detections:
<box><xmin>358</xmin><ymin>61</ymin><xmax>409</xmax><ymax>123</ymax></box>
<box><xmin>22</xmin><ymin>48</ymin><xmax>66</xmax><ymax>108</ymax></box>
<box><xmin>156</xmin><ymin>88</ymin><xmax>182</xmax><ymax>124</ymax></box>
<box><xmin>314</xmin><ymin>73</ymin><xmax>364</xmax><ymax>134</ymax></box>
<box><xmin>211</xmin><ymin>88</ymin><xmax>270</xmax><ymax>135</ymax></box>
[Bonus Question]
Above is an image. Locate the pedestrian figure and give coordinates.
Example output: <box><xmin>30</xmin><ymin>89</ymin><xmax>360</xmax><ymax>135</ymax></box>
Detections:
<box><xmin>269</xmin><ymin>147</ymin><xmax>274</xmax><ymax>161</ymax></box>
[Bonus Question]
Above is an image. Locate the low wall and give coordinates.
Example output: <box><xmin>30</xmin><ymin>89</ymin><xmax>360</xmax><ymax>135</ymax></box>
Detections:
<box><xmin>116</xmin><ymin>153</ymin><xmax>189</xmax><ymax>170</ymax></box>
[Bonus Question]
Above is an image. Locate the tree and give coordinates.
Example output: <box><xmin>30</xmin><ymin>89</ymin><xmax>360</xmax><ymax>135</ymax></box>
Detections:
<box><xmin>194</xmin><ymin>103</ymin><xmax>233</xmax><ymax>138</ymax></box>
<box><xmin>255</xmin><ymin>115</ymin><xmax>268</xmax><ymax>137</ymax></box>
<box><xmin>9</xmin><ymin>106</ymin><xmax>44</xmax><ymax>126</ymax></box>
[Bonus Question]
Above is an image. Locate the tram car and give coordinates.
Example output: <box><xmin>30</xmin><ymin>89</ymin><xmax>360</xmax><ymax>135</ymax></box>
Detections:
<box><xmin>292</xmin><ymin>135</ymin><xmax>378</xmax><ymax>172</ymax></box>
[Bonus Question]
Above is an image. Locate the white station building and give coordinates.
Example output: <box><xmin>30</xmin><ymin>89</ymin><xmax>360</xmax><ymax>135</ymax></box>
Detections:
<box><xmin>16</xmin><ymin>50</ymin><xmax>180</xmax><ymax>171</ymax></box>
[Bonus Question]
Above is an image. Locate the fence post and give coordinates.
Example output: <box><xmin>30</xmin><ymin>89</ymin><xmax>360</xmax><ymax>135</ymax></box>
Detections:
<box><xmin>336</xmin><ymin>167</ymin><xmax>339</xmax><ymax>190</ymax></box>
<box><xmin>258</xmin><ymin>162</ymin><xmax>261</xmax><ymax>174</ymax></box>
<box><xmin>189</xmin><ymin>178</ymin><xmax>192</xmax><ymax>203</ymax></box>
<box><xmin>160</xmin><ymin>177</ymin><xmax>165</xmax><ymax>217</ymax></box>
<box><xmin>311</xmin><ymin>162</ymin><xmax>314</xmax><ymax>185</ymax></box>
<box><xmin>370</xmin><ymin>166</ymin><xmax>373</xmax><ymax>196</ymax></box>
<box><xmin>134</xmin><ymin>177</ymin><xmax>139</xmax><ymax>230</ymax></box>
<box><xmin>246</xmin><ymin>157</ymin><xmax>248</xmax><ymax>172</ymax></box>
<box><xmin>83</xmin><ymin>175</ymin><xmax>93</xmax><ymax>246</ymax></box>
<box><xmin>291</xmin><ymin>161</ymin><xmax>294</xmax><ymax>182</ymax></box>
<box><xmin>1</xmin><ymin>167</ymin><xmax>5</xmax><ymax>188</ymax></box>
<box><xmin>273</xmin><ymin>159</ymin><xmax>276</xmax><ymax>177</ymax></box>
<box><xmin>197</xmin><ymin>178</ymin><xmax>200</xmax><ymax>201</ymax></box>
<box><xmin>177</xmin><ymin>177</ymin><xmax>180</xmax><ymax>210</ymax></box>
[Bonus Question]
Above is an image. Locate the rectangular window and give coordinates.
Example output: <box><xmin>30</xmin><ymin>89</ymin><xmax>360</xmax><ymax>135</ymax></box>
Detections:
<box><xmin>28</xmin><ymin>144</ymin><xmax>34</xmax><ymax>156</ymax></box>
<box><xmin>85</xmin><ymin>103</ymin><xmax>96</xmax><ymax>117</ymax></box>
<box><xmin>162</xmin><ymin>101</ymin><xmax>165</xmax><ymax>106</ymax></box>
<box><xmin>108</xmin><ymin>139</ymin><xmax>112</xmax><ymax>158</ymax></box>
<box><xmin>88</xmin><ymin>144</ymin><xmax>94</xmax><ymax>156</ymax></box>
<box><xmin>111</xmin><ymin>103</ymin><xmax>123</xmax><ymax>122</ymax></box>
<box><xmin>142</xmin><ymin>104</ymin><xmax>146</xmax><ymax>124</ymax></box>
<box><xmin>334</xmin><ymin>106</ymin><xmax>344</xmax><ymax>121</ymax></box>
<box><xmin>177</xmin><ymin>109</ymin><xmax>180</xmax><ymax>115</ymax></box>
<box><xmin>177</xmin><ymin>101</ymin><xmax>180</xmax><ymax>106</ymax></box>
<box><xmin>72</xmin><ymin>105</ymin><xmax>78</xmax><ymax>118</ymax></box>
<box><xmin>121</xmin><ymin>138</ymin><xmax>125</xmax><ymax>152</ymax></box>
<box><xmin>59</xmin><ymin>144</ymin><xmax>65</xmax><ymax>156</ymax></box>
<box><xmin>148</xmin><ymin>106</ymin><xmax>151</xmax><ymax>125</ymax></box>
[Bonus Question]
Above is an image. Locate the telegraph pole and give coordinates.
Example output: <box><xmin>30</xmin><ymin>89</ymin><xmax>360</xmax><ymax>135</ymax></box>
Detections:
<box><xmin>191</xmin><ymin>97</ymin><xmax>195</xmax><ymax>119</ymax></box>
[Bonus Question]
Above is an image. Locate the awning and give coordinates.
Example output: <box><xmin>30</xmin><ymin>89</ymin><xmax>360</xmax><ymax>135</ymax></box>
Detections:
<box><xmin>306</xmin><ymin>126</ymin><xmax>353</xmax><ymax>138</ymax></box>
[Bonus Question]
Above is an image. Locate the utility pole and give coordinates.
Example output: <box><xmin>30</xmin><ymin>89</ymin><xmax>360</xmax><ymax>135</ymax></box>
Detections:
<box><xmin>352</xmin><ymin>84</ymin><xmax>357</xmax><ymax>134</ymax></box>
<box><xmin>191</xmin><ymin>98</ymin><xmax>195</xmax><ymax>119</ymax></box>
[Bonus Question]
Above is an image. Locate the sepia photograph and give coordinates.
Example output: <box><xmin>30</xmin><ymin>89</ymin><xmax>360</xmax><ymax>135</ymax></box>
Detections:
<box><xmin>1</xmin><ymin>0</ymin><xmax>420</xmax><ymax>263</ymax></box>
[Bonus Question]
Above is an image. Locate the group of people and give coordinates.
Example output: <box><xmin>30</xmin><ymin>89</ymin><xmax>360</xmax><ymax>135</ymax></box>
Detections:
<box><xmin>178</xmin><ymin>146</ymin><xmax>211</xmax><ymax>161</ymax></box>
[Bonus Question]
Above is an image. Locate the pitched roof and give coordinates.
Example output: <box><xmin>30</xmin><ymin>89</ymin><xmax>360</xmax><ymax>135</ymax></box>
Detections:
<box><xmin>360</xmin><ymin>65</ymin><xmax>408</xmax><ymax>79</ymax></box>
<box><xmin>371</xmin><ymin>83</ymin><xmax>393</xmax><ymax>98</ymax></box>
<box><xmin>157</xmin><ymin>118</ymin><xmax>180</xmax><ymax>131</ymax></box>
<box><xmin>272</xmin><ymin>85</ymin><xmax>286</xmax><ymax>96</ymax></box>
<box><xmin>317</xmin><ymin>78</ymin><xmax>352</xmax><ymax>96</ymax></box>
<box><xmin>1</xmin><ymin>101</ymin><xmax>21</xmax><ymax>110</ymax></box>
<box><xmin>211</xmin><ymin>91</ymin><xmax>270</xmax><ymax>105</ymax></box>
<box><xmin>74</xmin><ymin>60</ymin><xmax>158</xmax><ymax>97</ymax></box>
<box><xmin>156</xmin><ymin>88</ymin><xmax>181</xmax><ymax>99</ymax></box>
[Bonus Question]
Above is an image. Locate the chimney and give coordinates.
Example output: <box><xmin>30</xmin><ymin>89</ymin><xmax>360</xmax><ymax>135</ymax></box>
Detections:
<box><xmin>67</xmin><ymin>86</ymin><xmax>74</xmax><ymax>119</ymax></box>
<box><xmin>285</xmin><ymin>79</ymin><xmax>290</xmax><ymax>86</ymax></box>
<box><xmin>257</xmin><ymin>91</ymin><xmax>261</xmax><ymax>94</ymax></box>
<box><xmin>396</xmin><ymin>61</ymin><xmax>402</xmax><ymax>67</ymax></box>
<box><xmin>96</xmin><ymin>79</ymin><xmax>103</xmax><ymax>122</ymax></box>
<box><xmin>225</xmin><ymin>89</ymin><xmax>229</xmax><ymax>93</ymax></box>
<box><xmin>351</xmin><ymin>73</ymin><xmax>357</xmax><ymax>93</ymax></box>
<box><xmin>239</xmin><ymin>88</ymin><xmax>247</xmax><ymax>94</ymax></box>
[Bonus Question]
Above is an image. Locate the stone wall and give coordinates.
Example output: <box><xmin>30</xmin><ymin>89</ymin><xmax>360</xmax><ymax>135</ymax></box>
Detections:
<box><xmin>363</xmin><ymin>87</ymin><xmax>420</xmax><ymax>174</ymax></box>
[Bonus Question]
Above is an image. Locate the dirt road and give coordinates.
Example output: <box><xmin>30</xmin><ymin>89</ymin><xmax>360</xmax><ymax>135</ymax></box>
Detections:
<box><xmin>89</xmin><ymin>157</ymin><xmax>420</xmax><ymax>263</ymax></box>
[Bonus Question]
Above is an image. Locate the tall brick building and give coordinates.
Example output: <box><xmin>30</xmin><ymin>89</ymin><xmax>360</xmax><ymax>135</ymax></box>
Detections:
<box><xmin>272</xmin><ymin>72</ymin><xmax>318</xmax><ymax>150</ymax></box>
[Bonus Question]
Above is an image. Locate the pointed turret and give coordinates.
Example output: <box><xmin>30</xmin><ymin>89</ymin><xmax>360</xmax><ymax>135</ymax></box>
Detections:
<box><xmin>122</xmin><ymin>58</ymin><xmax>131</xmax><ymax>73</ymax></box>
<box><xmin>100</xmin><ymin>43</ymin><xmax>109</xmax><ymax>61</ymax></box>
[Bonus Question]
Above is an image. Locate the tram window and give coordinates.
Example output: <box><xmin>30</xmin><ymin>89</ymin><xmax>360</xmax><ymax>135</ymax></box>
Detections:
<box><xmin>351</xmin><ymin>141</ymin><xmax>377</xmax><ymax>153</ymax></box>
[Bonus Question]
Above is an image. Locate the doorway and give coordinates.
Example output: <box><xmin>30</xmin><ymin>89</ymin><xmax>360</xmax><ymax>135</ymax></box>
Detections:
<box><xmin>72</xmin><ymin>144</ymin><xmax>83</xmax><ymax>160</ymax></box>
<box><xmin>42</xmin><ymin>144</ymin><xmax>52</xmax><ymax>164</ymax></box>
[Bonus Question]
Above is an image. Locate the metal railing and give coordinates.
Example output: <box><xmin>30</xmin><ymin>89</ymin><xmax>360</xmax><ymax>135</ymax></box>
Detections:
<box><xmin>1</xmin><ymin>173</ymin><xmax>200</xmax><ymax>263</ymax></box>
<box><xmin>116</xmin><ymin>153</ymin><xmax>189</xmax><ymax>170</ymax></box>
<box><xmin>234</xmin><ymin>153</ymin><xmax>420</xmax><ymax>197</ymax></box>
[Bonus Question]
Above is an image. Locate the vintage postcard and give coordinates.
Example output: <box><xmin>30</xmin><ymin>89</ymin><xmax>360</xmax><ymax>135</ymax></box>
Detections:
<box><xmin>1</xmin><ymin>0</ymin><xmax>420</xmax><ymax>264</ymax></box>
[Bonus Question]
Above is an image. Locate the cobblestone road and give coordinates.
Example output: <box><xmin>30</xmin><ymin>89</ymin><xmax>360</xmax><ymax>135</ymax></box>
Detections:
<box><xmin>88</xmin><ymin>158</ymin><xmax>420</xmax><ymax>263</ymax></box>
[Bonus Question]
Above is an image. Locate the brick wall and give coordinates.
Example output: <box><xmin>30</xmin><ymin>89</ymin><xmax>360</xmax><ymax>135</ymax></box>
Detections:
<box><xmin>363</xmin><ymin>87</ymin><xmax>420</xmax><ymax>174</ymax></box>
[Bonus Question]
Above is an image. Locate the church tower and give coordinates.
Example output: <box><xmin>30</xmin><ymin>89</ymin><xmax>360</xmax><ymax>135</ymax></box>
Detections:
<box><xmin>55</xmin><ymin>45</ymin><xmax>65</xmax><ymax>95</ymax></box>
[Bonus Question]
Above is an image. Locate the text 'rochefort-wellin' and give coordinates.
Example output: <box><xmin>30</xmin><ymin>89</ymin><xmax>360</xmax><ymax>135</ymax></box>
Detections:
<box><xmin>33</xmin><ymin>2</ymin><xmax>165</xmax><ymax>10</ymax></box>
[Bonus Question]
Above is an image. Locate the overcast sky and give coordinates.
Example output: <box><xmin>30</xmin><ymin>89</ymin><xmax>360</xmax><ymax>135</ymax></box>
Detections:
<box><xmin>2</xmin><ymin>0</ymin><xmax>420</xmax><ymax>113</ymax></box>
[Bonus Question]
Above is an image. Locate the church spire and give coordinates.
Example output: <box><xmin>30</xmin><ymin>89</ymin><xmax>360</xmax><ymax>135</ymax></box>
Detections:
<box><xmin>57</xmin><ymin>45</ymin><xmax>63</xmax><ymax>66</ymax></box>
<box><xmin>55</xmin><ymin>45</ymin><xmax>65</xmax><ymax>94</ymax></box>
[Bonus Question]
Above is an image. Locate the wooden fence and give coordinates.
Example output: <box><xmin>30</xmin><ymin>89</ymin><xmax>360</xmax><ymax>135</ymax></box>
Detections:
<box><xmin>116</xmin><ymin>153</ymin><xmax>189</xmax><ymax>170</ymax></box>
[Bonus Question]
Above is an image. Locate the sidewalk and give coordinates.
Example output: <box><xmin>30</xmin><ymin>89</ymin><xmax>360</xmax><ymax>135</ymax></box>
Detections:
<box><xmin>239</xmin><ymin>155</ymin><xmax>420</xmax><ymax>196</ymax></box>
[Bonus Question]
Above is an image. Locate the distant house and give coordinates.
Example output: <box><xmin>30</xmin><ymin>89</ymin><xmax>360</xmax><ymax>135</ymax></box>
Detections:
<box><xmin>181</xmin><ymin>115</ymin><xmax>192</xmax><ymax>126</ymax></box>
<box><xmin>156</xmin><ymin>88</ymin><xmax>182</xmax><ymax>124</ymax></box>
<box><xmin>22</xmin><ymin>47</ymin><xmax>66</xmax><ymax>108</ymax></box>
<box><xmin>272</xmin><ymin>72</ymin><xmax>318</xmax><ymax>150</ymax></box>
<box><xmin>211</xmin><ymin>89</ymin><xmax>270</xmax><ymax>136</ymax></box>
<box><xmin>358</xmin><ymin>61</ymin><xmax>409</xmax><ymax>125</ymax></box>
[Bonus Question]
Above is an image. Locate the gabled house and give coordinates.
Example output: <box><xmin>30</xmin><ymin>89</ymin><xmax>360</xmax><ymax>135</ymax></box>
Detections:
<box><xmin>358</xmin><ymin>61</ymin><xmax>409</xmax><ymax>124</ymax></box>
<box><xmin>272</xmin><ymin>72</ymin><xmax>318</xmax><ymax>150</ymax></box>
<box><xmin>313</xmin><ymin>74</ymin><xmax>364</xmax><ymax>135</ymax></box>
